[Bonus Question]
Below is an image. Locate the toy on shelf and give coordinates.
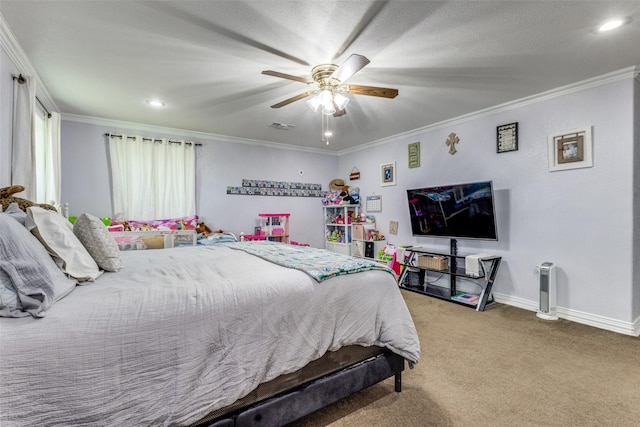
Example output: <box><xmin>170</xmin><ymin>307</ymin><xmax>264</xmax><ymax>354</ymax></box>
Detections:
<box><xmin>321</xmin><ymin>181</ymin><xmax>360</xmax><ymax>206</ymax></box>
<box><xmin>242</xmin><ymin>229</ymin><xmax>267</xmax><ymax>241</ymax></box>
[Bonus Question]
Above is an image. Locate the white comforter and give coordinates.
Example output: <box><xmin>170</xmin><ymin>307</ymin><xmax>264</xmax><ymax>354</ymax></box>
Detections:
<box><xmin>0</xmin><ymin>245</ymin><xmax>420</xmax><ymax>426</ymax></box>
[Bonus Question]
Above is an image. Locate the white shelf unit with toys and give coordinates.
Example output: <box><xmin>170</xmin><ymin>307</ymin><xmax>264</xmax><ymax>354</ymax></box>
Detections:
<box><xmin>323</xmin><ymin>204</ymin><xmax>359</xmax><ymax>256</ymax></box>
<box><xmin>351</xmin><ymin>222</ymin><xmax>386</xmax><ymax>261</ymax></box>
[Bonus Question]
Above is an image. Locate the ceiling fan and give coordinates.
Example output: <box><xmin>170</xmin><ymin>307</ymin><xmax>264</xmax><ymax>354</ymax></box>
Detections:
<box><xmin>262</xmin><ymin>54</ymin><xmax>398</xmax><ymax>117</ymax></box>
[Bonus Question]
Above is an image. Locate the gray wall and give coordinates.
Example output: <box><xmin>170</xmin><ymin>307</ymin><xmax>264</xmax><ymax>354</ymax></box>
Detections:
<box><xmin>337</xmin><ymin>76</ymin><xmax>637</xmax><ymax>329</ymax></box>
<box><xmin>60</xmin><ymin>119</ymin><xmax>338</xmax><ymax>248</ymax></box>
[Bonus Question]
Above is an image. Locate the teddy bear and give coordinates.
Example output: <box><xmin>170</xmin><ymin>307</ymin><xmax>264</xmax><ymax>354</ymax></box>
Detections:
<box><xmin>349</xmin><ymin>186</ymin><xmax>360</xmax><ymax>204</ymax></box>
<box><xmin>339</xmin><ymin>185</ymin><xmax>359</xmax><ymax>205</ymax></box>
<box><xmin>0</xmin><ymin>185</ymin><xmax>57</xmax><ymax>213</ymax></box>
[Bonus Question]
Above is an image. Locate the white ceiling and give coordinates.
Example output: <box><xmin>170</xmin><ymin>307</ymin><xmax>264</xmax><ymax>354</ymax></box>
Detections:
<box><xmin>2</xmin><ymin>1</ymin><xmax>639</xmax><ymax>152</ymax></box>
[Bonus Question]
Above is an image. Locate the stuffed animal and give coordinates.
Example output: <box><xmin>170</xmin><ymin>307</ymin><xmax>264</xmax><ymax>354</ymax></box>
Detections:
<box><xmin>196</xmin><ymin>222</ymin><xmax>213</xmax><ymax>236</ymax></box>
<box><xmin>349</xmin><ymin>186</ymin><xmax>360</xmax><ymax>204</ymax></box>
<box><xmin>339</xmin><ymin>185</ymin><xmax>356</xmax><ymax>204</ymax></box>
<box><xmin>321</xmin><ymin>190</ymin><xmax>341</xmax><ymax>206</ymax></box>
<box><xmin>0</xmin><ymin>185</ymin><xmax>57</xmax><ymax>213</ymax></box>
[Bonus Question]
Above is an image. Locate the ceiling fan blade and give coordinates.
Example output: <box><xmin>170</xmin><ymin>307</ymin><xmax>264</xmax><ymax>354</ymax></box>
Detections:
<box><xmin>344</xmin><ymin>84</ymin><xmax>398</xmax><ymax>98</ymax></box>
<box><xmin>262</xmin><ymin>70</ymin><xmax>311</xmax><ymax>84</ymax></box>
<box><xmin>330</xmin><ymin>54</ymin><xmax>370</xmax><ymax>83</ymax></box>
<box><xmin>270</xmin><ymin>91</ymin><xmax>316</xmax><ymax>108</ymax></box>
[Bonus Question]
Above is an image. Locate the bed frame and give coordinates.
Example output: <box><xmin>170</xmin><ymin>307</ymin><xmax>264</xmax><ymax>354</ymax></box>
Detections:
<box><xmin>191</xmin><ymin>345</ymin><xmax>405</xmax><ymax>426</ymax></box>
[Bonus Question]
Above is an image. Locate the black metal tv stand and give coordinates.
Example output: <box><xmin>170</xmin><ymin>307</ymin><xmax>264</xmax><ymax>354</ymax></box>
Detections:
<box><xmin>398</xmin><ymin>239</ymin><xmax>501</xmax><ymax>312</ymax></box>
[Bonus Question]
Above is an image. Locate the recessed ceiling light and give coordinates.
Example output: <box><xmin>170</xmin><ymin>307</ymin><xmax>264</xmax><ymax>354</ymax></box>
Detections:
<box><xmin>146</xmin><ymin>99</ymin><xmax>165</xmax><ymax>108</ymax></box>
<box><xmin>598</xmin><ymin>17</ymin><xmax>631</xmax><ymax>32</ymax></box>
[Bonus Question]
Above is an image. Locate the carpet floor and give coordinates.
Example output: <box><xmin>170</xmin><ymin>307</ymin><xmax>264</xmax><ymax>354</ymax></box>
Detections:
<box><xmin>292</xmin><ymin>290</ymin><xmax>640</xmax><ymax>426</ymax></box>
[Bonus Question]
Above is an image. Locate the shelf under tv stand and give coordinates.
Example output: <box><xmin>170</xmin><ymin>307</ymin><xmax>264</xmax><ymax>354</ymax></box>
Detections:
<box><xmin>398</xmin><ymin>239</ymin><xmax>501</xmax><ymax>312</ymax></box>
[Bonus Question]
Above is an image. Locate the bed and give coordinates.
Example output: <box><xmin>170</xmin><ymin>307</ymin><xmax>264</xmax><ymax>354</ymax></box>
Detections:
<box><xmin>0</xmin><ymin>207</ymin><xmax>420</xmax><ymax>426</ymax></box>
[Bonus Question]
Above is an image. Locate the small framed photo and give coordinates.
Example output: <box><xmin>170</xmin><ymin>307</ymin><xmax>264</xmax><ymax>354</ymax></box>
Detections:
<box><xmin>389</xmin><ymin>220</ymin><xmax>399</xmax><ymax>235</ymax></box>
<box><xmin>408</xmin><ymin>142</ymin><xmax>420</xmax><ymax>168</ymax></box>
<box><xmin>497</xmin><ymin>122</ymin><xmax>518</xmax><ymax>153</ymax></box>
<box><xmin>548</xmin><ymin>126</ymin><xmax>593</xmax><ymax>171</ymax></box>
<box><xmin>380</xmin><ymin>162</ymin><xmax>396</xmax><ymax>187</ymax></box>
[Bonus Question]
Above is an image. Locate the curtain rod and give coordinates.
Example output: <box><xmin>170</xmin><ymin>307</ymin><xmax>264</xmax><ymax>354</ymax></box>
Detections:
<box><xmin>12</xmin><ymin>74</ymin><xmax>52</xmax><ymax>118</ymax></box>
<box><xmin>104</xmin><ymin>133</ymin><xmax>202</xmax><ymax>146</ymax></box>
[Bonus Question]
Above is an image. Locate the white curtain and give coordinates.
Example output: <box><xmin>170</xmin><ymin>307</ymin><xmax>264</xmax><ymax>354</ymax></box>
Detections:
<box><xmin>11</xmin><ymin>75</ymin><xmax>36</xmax><ymax>200</ymax></box>
<box><xmin>34</xmin><ymin>111</ymin><xmax>62</xmax><ymax>205</ymax></box>
<box><xmin>109</xmin><ymin>135</ymin><xmax>196</xmax><ymax>220</ymax></box>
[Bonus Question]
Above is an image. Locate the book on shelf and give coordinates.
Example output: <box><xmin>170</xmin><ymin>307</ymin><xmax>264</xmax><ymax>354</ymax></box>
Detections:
<box><xmin>451</xmin><ymin>293</ymin><xmax>479</xmax><ymax>304</ymax></box>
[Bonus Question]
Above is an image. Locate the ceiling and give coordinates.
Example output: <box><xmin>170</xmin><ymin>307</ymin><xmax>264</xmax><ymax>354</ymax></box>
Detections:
<box><xmin>2</xmin><ymin>1</ymin><xmax>639</xmax><ymax>153</ymax></box>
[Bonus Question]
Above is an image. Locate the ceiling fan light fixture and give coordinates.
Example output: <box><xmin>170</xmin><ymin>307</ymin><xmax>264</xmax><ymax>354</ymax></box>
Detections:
<box><xmin>318</xmin><ymin>90</ymin><xmax>334</xmax><ymax>109</ymax></box>
<box><xmin>306</xmin><ymin>96</ymin><xmax>321</xmax><ymax>112</ymax></box>
<box><xmin>333</xmin><ymin>93</ymin><xmax>350</xmax><ymax>110</ymax></box>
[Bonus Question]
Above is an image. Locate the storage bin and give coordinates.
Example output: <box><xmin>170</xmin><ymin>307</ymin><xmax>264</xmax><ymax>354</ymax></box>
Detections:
<box><xmin>417</xmin><ymin>255</ymin><xmax>449</xmax><ymax>270</ymax></box>
<box><xmin>111</xmin><ymin>230</ymin><xmax>197</xmax><ymax>250</ymax></box>
<box><xmin>352</xmin><ymin>240</ymin><xmax>364</xmax><ymax>257</ymax></box>
<box><xmin>353</xmin><ymin>224</ymin><xmax>365</xmax><ymax>240</ymax></box>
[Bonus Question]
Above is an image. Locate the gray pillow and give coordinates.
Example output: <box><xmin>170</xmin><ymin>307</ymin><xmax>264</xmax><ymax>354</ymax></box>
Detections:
<box><xmin>73</xmin><ymin>213</ymin><xmax>121</xmax><ymax>272</ymax></box>
<box><xmin>25</xmin><ymin>207</ymin><xmax>103</xmax><ymax>282</ymax></box>
<box><xmin>3</xmin><ymin>202</ymin><xmax>27</xmax><ymax>225</ymax></box>
<box><xmin>0</xmin><ymin>213</ymin><xmax>76</xmax><ymax>317</ymax></box>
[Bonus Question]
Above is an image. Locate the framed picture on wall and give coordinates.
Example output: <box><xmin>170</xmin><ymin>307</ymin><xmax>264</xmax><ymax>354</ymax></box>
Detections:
<box><xmin>408</xmin><ymin>142</ymin><xmax>420</xmax><ymax>168</ymax></box>
<box><xmin>548</xmin><ymin>126</ymin><xmax>593</xmax><ymax>171</ymax></box>
<box><xmin>380</xmin><ymin>162</ymin><xmax>396</xmax><ymax>186</ymax></box>
<box><xmin>497</xmin><ymin>122</ymin><xmax>518</xmax><ymax>153</ymax></box>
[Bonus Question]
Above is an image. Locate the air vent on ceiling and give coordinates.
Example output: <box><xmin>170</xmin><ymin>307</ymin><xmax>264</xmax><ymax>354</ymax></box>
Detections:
<box><xmin>269</xmin><ymin>122</ymin><xmax>296</xmax><ymax>130</ymax></box>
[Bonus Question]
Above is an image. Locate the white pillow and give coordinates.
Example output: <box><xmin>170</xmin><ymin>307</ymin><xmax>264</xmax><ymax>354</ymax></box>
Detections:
<box><xmin>25</xmin><ymin>207</ymin><xmax>103</xmax><ymax>282</ymax></box>
<box><xmin>73</xmin><ymin>213</ymin><xmax>121</xmax><ymax>272</ymax></box>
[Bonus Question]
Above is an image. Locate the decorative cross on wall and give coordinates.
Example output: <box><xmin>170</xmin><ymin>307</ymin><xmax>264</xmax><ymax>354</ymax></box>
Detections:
<box><xmin>446</xmin><ymin>132</ymin><xmax>460</xmax><ymax>155</ymax></box>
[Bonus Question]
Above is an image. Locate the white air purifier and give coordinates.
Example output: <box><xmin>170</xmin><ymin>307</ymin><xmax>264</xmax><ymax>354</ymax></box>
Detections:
<box><xmin>536</xmin><ymin>262</ymin><xmax>558</xmax><ymax>320</ymax></box>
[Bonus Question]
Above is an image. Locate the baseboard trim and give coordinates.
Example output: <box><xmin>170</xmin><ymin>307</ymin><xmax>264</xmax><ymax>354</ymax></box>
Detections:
<box><xmin>493</xmin><ymin>293</ymin><xmax>639</xmax><ymax>337</ymax></box>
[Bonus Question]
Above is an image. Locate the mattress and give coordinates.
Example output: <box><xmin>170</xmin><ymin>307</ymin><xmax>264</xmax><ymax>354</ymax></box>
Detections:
<box><xmin>0</xmin><ymin>244</ymin><xmax>420</xmax><ymax>426</ymax></box>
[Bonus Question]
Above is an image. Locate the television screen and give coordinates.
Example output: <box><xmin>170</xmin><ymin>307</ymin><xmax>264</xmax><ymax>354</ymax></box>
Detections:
<box><xmin>407</xmin><ymin>181</ymin><xmax>498</xmax><ymax>240</ymax></box>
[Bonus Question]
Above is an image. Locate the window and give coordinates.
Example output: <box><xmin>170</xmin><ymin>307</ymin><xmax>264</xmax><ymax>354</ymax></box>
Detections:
<box><xmin>108</xmin><ymin>135</ymin><xmax>196</xmax><ymax>220</ymax></box>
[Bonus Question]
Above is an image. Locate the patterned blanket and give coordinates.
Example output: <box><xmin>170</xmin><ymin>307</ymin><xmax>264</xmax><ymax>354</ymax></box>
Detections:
<box><xmin>222</xmin><ymin>241</ymin><xmax>394</xmax><ymax>282</ymax></box>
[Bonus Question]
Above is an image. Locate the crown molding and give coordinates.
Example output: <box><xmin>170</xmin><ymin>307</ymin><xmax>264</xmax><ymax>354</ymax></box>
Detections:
<box><xmin>63</xmin><ymin>63</ymin><xmax>638</xmax><ymax>158</ymax></box>
<box><xmin>61</xmin><ymin>113</ymin><xmax>338</xmax><ymax>156</ymax></box>
<box><xmin>0</xmin><ymin>12</ymin><xmax>59</xmax><ymax>112</ymax></box>
<box><xmin>338</xmin><ymin>65</ymin><xmax>640</xmax><ymax>156</ymax></box>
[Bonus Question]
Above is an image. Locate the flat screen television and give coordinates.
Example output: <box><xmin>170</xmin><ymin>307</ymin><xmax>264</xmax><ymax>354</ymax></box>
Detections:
<box><xmin>407</xmin><ymin>180</ymin><xmax>498</xmax><ymax>241</ymax></box>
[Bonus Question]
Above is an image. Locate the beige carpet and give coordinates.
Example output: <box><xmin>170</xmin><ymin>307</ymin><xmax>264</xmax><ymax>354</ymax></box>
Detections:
<box><xmin>292</xmin><ymin>290</ymin><xmax>640</xmax><ymax>426</ymax></box>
